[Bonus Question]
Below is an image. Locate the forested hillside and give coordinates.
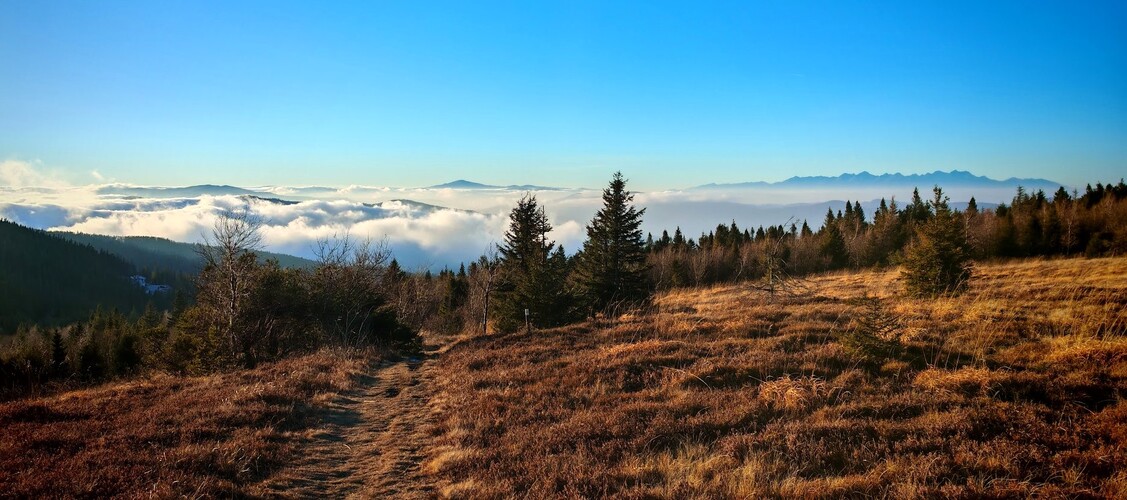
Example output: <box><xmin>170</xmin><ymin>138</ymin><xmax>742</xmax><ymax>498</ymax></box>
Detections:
<box><xmin>642</xmin><ymin>181</ymin><xmax>1127</xmax><ymax>290</ymax></box>
<box><xmin>54</xmin><ymin>231</ymin><xmax>317</xmax><ymax>273</ymax></box>
<box><xmin>0</xmin><ymin>220</ymin><xmax>158</xmax><ymax>333</ymax></box>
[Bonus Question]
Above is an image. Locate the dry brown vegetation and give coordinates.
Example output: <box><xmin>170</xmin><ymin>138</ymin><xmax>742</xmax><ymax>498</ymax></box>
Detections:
<box><xmin>431</xmin><ymin>257</ymin><xmax>1127</xmax><ymax>498</ymax></box>
<box><xmin>4</xmin><ymin>257</ymin><xmax>1126</xmax><ymax>498</ymax></box>
<box><xmin>0</xmin><ymin>349</ymin><xmax>371</xmax><ymax>498</ymax></box>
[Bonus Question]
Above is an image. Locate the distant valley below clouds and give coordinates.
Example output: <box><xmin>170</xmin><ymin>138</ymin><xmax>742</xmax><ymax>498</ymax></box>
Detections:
<box><xmin>1</xmin><ymin>166</ymin><xmax>1068</xmax><ymax>269</ymax></box>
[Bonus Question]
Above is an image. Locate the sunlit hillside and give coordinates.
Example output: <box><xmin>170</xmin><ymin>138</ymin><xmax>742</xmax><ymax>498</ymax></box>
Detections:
<box><xmin>3</xmin><ymin>257</ymin><xmax>1125</xmax><ymax>498</ymax></box>
<box><xmin>430</xmin><ymin>257</ymin><xmax>1127</xmax><ymax>497</ymax></box>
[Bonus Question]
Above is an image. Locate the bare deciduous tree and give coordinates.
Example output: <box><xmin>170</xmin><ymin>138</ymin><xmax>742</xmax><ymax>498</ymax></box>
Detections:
<box><xmin>312</xmin><ymin>233</ymin><xmax>395</xmax><ymax>346</ymax></box>
<box><xmin>468</xmin><ymin>244</ymin><xmax>505</xmax><ymax>335</ymax></box>
<box><xmin>196</xmin><ymin>207</ymin><xmax>265</xmax><ymax>367</ymax></box>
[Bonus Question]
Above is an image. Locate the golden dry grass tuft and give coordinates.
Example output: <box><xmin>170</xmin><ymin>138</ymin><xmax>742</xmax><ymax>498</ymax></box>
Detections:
<box><xmin>430</xmin><ymin>257</ymin><xmax>1127</xmax><ymax>498</ymax></box>
<box><xmin>0</xmin><ymin>349</ymin><xmax>372</xmax><ymax>498</ymax></box>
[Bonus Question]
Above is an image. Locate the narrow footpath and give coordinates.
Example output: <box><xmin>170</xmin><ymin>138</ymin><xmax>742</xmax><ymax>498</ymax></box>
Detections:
<box><xmin>268</xmin><ymin>350</ymin><xmax>439</xmax><ymax>499</ymax></box>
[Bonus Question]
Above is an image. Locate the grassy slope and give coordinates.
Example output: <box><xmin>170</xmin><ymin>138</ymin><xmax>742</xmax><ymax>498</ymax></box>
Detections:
<box><xmin>1</xmin><ymin>258</ymin><xmax>1124</xmax><ymax>498</ymax></box>
<box><xmin>431</xmin><ymin>258</ymin><xmax>1127</xmax><ymax>498</ymax></box>
<box><xmin>0</xmin><ymin>351</ymin><xmax>371</xmax><ymax>498</ymax></box>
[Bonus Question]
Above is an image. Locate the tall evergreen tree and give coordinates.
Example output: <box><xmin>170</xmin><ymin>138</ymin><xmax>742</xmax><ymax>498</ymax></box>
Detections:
<box><xmin>672</xmin><ymin>227</ymin><xmax>686</xmax><ymax>249</ymax></box>
<box><xmin>495</xmin><ymin>194</ymin><xmax>573</xmax><ymax>331</ymax></box>
<box><xmin>853</xmin><ymin>201</ymin><xmax>866</xmax><ymax>226</ymax></box>
<box><xmin>866</xmin><ymin>197</ymin><xmax>904</xmax><ymax>265</ymax></box>
<box><xmin>573</xmin><ymin>172</ymin><xmax>651</xmax><ymax>314</ymax></box>
<box><xmin>541</xmin><ymin>245</ymin><xmax>575</xmax><ymax>324</ymax></box>
<box><xmin>901</xmin><ymin>187</ymin><xmax>973</xmax><ymax>297</ymax></box>
<box><xmin>436</xmin><ymin>268</ymin><xmax>469</xmax><ymax>333</ymax></box>
<box><xmin>903</xmin><ymin>187</ymin><xmax>931</xmax><ymax>225</ymax></box>
<box><xmin>820</xmin><ymin>208</ymin><xmax>849</xmax><ymax>269</ymax></box>
<box><xmin>51</xmin><ymin>330</ymin><xmax>68</xmax><ymax>376</ymax></box>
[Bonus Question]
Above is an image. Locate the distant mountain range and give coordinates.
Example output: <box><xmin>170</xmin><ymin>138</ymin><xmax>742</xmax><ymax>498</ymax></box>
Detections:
<box><xmin>243</xmin><ymin>195</ymin><xmax>299</xmax><ymax>205</ymax></box>
<box><xmin>427</xmin><ymin>179</ymin><xmax>562</xmax><ymax>191</ymax></box>
<box><xmin>92</xmin><ymin>171</ymin><xmax>1066</xmax><ymax>199</ymax></box>
<box><xmin>693</xmin><ymin>170</ymin><xmax>1064</xmax><ymax>191</ymax></box>
<box><xmin>96</xmin><ymin>184</ymin><xmax>269</xmax><ymax>198</ymax></box>
<box><xmin>370</xmin><ymin>199</ymin><xmax>476</xmax><ymax>214</ymax></box>
<box><xmin>242</xmin><ymin>194</ymin><xmax>474</xmax><ymax>214</ymax></box>
<box><xmin>425</xmin><ymin>171</ymin><xmax>1067</xmax><ymax>196</ymax></box>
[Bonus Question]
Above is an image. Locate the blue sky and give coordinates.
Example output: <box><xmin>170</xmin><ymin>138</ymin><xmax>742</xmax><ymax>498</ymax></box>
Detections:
<box><xmin>2</xmin><ymin>1</ymin><xmax>1124</xmax><ymax>190</ymax></box>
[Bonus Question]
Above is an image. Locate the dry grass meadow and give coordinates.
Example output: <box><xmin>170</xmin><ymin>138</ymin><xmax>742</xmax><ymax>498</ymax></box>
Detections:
<box><xmin>2</xmin><ymin>257</ymin><xmax>1125</xmax><ymax>498</ymax></box>
<box><xmin>430</xmin><ymin>257</ymin><xmax>1127</xmax><ymax>498</ymax></box>
<box><xmin>0</xmin><ymin>350</ymin><xmax>370</xmax><ymax>498</ymax></box>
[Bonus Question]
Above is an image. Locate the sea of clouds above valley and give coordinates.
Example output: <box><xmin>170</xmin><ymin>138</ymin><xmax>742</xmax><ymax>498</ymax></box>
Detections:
<box><xmin>1</xmin><ymin>160</ymin><xmax>1044</xmax><ymax>269</ymax></box>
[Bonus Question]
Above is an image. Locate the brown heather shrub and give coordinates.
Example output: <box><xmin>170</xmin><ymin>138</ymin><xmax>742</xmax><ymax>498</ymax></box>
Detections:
<box><xmin>428</xmin><ymin>257</ymin><xmax>1127</xmax><ymax>498</ymax></box>
<box><xmin>0</xmin><ymin>349</ymin><xmax>370</xmax><ymax>498</ymax></box>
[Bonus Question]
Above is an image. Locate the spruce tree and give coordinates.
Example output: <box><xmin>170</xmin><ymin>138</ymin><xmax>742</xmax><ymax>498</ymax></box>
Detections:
<box><xmin>437</xmin><ymin>268</ymin><xmax>468</xmax><ymax>333</ymax></box>
<box><xmin>868</xmin><ymin>197</ymin><xmax>904</xmax><ymax>265</ymax></box>
<box><xmin>1052</xmin><ymin>187</ymin><xmax>1070</xmax><ymax>204</ymax></box>
<box><xmin>901</xmin><ymin>186</ymin><xmax>973</xmax><ymax>297</ymax></box>
<box><xmin>573</xmin><ymin>172</ymin><xmax>651</xmax><ymax>315</ymax></box>
<box><xmin>541</xmin><ymin>245</ymin><xmax>575</xmax><ymax>324</ymax></box>
<box><xmin>800</xmin><ymin>220</ymin><xmax>813</xmax><ymax>238</ymax></box>
<box><xmin>51</xmin><ymin>330</ymin><xmax>68</xmax><ymax>376</ymax></box>
<box><xmin>853</xmin><ymin>201</ymin><xmax>866</xmax><ymax>226</ymax></box>
<box><xmin>495</xmin><ymin>194</ymin><xmax>573</xmax><ymax>331</ymax></box>
<box><xmin>903</xmin><ymin>187</ymin><xmax>931</xmax><ymax>225</ymax></box>
<box><xmin>820</xmin><ymin>208</ymin><xmax>849</xmax><ymax>269</ymax></box>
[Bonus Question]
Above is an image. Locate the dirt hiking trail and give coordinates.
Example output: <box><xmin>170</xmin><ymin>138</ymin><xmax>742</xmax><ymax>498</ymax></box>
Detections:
<box><xmin>268</xmin><ymin>346</ymin><xmax>441</xmax><ymax>499</ymax></box>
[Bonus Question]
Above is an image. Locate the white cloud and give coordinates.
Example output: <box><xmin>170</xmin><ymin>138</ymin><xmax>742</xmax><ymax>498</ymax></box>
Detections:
<box><xmin>23</xmin><ymin>194</ymin><xmax>510</xmax><ymax>269</ymax></box>
<box><xmin>0</xmin><ymin>181</ymin><xmax>827</xmax><ymax>268</ymax></box>
<box><xmin>1</xmin><ymin>175</ymin><xmax>1018</xmax><ymax>269</ymax></box>
<box><xmin>0</xmin><ymin>159</ymin><xmax>68</xmax><ymax>188</ymax></box>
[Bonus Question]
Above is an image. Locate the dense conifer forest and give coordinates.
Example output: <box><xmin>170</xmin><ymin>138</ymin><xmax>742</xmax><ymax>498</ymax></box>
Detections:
<box><xmin>0</xmin><ymin>220</ymin><xmax>176</xmax><ymax>333</ymax></box>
